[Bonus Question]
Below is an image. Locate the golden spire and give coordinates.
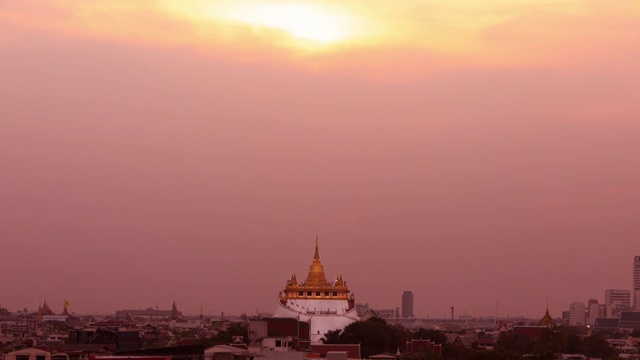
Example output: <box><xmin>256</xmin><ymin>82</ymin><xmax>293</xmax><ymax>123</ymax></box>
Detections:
<box><xmin>314</xmin><ymin>232</ymin><xmax>320</xmax><ymax>260</ymax></box>
<box><xmin>304</xmin><ymin>233</ymin><xmax>329</xmax><ymax>287</ymax></box>
<box><xmin>540</xmin><ymin>297</ymin><xmax>554</xmax><ymax>327</ymax></box>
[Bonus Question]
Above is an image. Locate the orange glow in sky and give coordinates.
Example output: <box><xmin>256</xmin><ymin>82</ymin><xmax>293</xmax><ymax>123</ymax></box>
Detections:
<box><xmin>1</xmin><ymin>0</ymin><xmax>638</xmax><ymax>69</ymax></box>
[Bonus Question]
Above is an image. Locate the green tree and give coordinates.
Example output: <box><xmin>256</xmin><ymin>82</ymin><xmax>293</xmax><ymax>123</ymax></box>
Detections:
<box><xmin>321</xmin><ymin>329</ymin><xmax>342</xmax><ymax>344</ymax></box>
<box><xmin>206</xmin><ymin>322</ymin><xmax>248</xmax><ymax>346</ymax></box>
<box><xmin>494</xmin><ymin>333</ymin><xmax>536</xmax><ymax>357</ymax></box>
<box><xmin>565</xmin><ymin>334</ymin><xmax>582</xmax><ymax>354</ymax></box>
<box><xmin>174</xmin><ymin>329</ymin><xmax>195</xmax><ymax>340</ymax></box>
<box><xmin>412</xmin><ymin>328</ymin><xmax>447</xmax><ymax>344</ymax></box>
<box><xmin>323</xmin><ymin>318</ymin><xmax>400</xmax><ymax>358</ymax></box>
<box><xmin>582</xmin><ymin>333</ymin><xmax>618</xmax><ymax>359</ymax></box>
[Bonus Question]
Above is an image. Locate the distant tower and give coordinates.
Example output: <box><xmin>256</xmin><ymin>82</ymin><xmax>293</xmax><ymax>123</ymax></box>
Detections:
<box><xmin>170</xmin><ymin>301</ymin><xmax>180</xmax><ymax>321</ymax></box>
<box><xmin>634</xmin><ymin>256</ymin><xmax>640</xmax><ymax>311</ymax></box>
<box><xmin>402</xmin><ymin>291</ymin><xmax>414</xmax><ymax>318</ymax></box>
<box><xmin>62</xmin><ymin>300</ymin><xmax>70</xmax><ymax>316</ymax></box>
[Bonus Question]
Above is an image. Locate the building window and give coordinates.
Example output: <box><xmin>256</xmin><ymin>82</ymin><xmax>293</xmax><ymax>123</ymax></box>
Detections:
<box><xmin>324</xmin><ymin>292</ymin><xmax>330</xmax><ymax>296</ymax></box>
<box><xmin>275</xmin><ymin>340</ymin><xmax>282</xmax><ymax>347</ymax></box>
<box><xmin>307</xmin><ymin>291</ymin><xmax>312</xmax><ymax>296</ymax></box>
<box><xmin>315</xmin><ymin>292</ymin><xmax>321</xmax><ymax>296</ymax></box>
<box><xmin>298</xmin><ymin>291</ymin><xmax>303</xmax><ymax>296</ymax></box>
<box><xmin>333</xmin><ymin>292</ymin><xmax>338</xmax><ymax>296</ymax></box>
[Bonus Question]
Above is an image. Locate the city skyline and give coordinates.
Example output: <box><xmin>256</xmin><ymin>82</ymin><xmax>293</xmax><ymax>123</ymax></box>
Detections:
<box><xmin>1</xmin><ymin>1</ymin><xmax>640</xmax><ymax>319</ymax></box>
<box><xmin>3</xmin><ymin>251</ymin><xmax>640</xmax><ymax>319</ymax></box>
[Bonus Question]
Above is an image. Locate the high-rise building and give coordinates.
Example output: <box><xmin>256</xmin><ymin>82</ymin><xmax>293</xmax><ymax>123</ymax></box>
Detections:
<box><xmin>634</xmin><ymin>256</ymin><xmax>640</xmax><ymax>311</ymax></box>
<box><xmin>568</xmin><ymin>302</ymin><xmax>586</xmax><ymax>326</ymax></box>
<box><xmin>605</xmin><ymin>289</ymin><xmax>631</xmax><ymax>317</ymax></box>
<box><xmin>402</xmin><ymin>291</ymin><xmax>414</xmax><ymax>318</ymax></box>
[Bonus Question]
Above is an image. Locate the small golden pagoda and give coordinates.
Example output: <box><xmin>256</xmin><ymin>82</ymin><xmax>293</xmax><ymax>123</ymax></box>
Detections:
<box><xmin>539</xmin><ymin>298</ymin><xmax>554</xmax><ymax>327</ymax></box>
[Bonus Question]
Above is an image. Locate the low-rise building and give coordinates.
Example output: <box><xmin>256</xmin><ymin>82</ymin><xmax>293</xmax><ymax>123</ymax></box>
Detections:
<box><xmin>4</xmin><ymin>347</ymin><xmax>52</xmax><ymax>360</ymax></box>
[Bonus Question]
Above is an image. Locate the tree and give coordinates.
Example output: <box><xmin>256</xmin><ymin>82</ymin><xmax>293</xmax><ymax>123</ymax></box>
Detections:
<box><xmin>321</xmin><ymin>329</ymin><xmax>342</xmax><ymax>344</ymax></box>
<box><xmin>174</xmin><ymin>329</ymin><xmax>195</xmax><ymax>340</ymax></box>
<box><xmin>412</xmin><ymin>328</ymin><xmax>447</xmax><ymax>345</ymax></box>
<box><xmin>582</xmin><ymin>333</ymin><xmax>618</xmax><ymax>359</ymax></box>
<box><xmin>206</xmin><ymin>322</ymin><xmax>248</xmax><ymax>346</ymax></box>
<box><xmin>322</xmin><ymin>318</ymin><xmax>400</xmax><ymax>358</ymax></box>
<box><xmin>494</xmin><ymin>333</ymin><xmax>536</xmax><ymax>357</ymax></box>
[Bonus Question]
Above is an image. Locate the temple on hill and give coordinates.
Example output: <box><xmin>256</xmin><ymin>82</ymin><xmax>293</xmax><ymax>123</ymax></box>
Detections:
<box><xmin>274</xmin><ymin>235</ymin><xmax>359</xmax><ymax>343</ymax></box>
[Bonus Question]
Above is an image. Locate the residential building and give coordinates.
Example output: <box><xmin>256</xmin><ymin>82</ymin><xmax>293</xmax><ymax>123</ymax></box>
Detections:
<box><xmin>4</xmin><ymin>348</ymin><xmax>52</xmax><ymax>360</ymax></box>
<box><xmin>605</xmin><ymin>289</ymin><xmax>631</xmax><ymax>317</ymax></box>
<box><xmin>568</xmin><ymin>302</ymin><xmax>586</xmax><ymax>326</ymax></box>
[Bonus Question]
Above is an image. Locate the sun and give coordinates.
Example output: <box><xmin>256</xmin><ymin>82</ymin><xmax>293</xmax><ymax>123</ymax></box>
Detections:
<box><xmin>225</xmin><ymin>3</ymin><xmax>355</xmax><ymax>44</ymax></box>
<box><xmin>208</xmin><ymin>1</ymin><xmax>375</xmax><ymax>50</ymax></box>
<box><xmin>158</xmin><ymin>1</ymin><xmax>373</xmax><ymax>51</ymax></box>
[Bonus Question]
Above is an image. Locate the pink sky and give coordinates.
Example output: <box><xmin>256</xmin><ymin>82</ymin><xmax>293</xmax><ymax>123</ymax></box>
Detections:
<box><xmin>1</xmin><ymin>0</ymin><xmax>640</xmax><ymax>318</ymax></box>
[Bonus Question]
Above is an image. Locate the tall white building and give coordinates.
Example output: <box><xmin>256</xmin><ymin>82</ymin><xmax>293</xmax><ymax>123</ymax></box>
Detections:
<box><xmin>634</xmin><ymin>256</ymin><xmax>640</xmax><ymax>311</ymax></box>
<box><xmin>569</xmin><ymin>302</ymin><xmax>586</xmax><ymax>326</ymax></box>
<box><xmin>605</xmin><ymin>289</ymin><xmax>631</xmax><ymax>317</ymax></box>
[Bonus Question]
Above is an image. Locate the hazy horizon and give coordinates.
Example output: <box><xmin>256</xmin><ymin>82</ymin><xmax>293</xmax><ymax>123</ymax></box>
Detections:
<box><xmin>1</xmin><ymin>0</ymin><xmax>639</xmax><ymax>319</ymax></box>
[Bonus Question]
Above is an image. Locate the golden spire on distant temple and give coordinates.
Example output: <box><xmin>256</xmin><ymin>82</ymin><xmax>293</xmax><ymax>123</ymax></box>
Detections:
<box><xmin>305</xmin><ymin>233</ymin><xmax>329</xmax><ymax>287</ymax></box>
<box><xmin>539</xmin><ymin>297</ymin><xmax>554</xmax><ymax>327</ymax></box>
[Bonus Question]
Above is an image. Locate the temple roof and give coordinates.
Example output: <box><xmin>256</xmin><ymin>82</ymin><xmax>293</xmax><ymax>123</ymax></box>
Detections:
<box><xmin>37</xmin><ymin>299</ymin><xmax>55</xmax><ymax>316</ymax></box>
<box><xmin>280</xmin><ymin>235</ymin><xmax>352</xmax><ymax>302</ymax></box>
<box><xmin>539</xmin><ymin>299</ymin><xmax>554</xmax><ymax>327</ymax></box>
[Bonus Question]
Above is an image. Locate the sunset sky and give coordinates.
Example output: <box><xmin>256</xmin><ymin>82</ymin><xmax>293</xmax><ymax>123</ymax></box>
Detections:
<box><xmin>1</xmin><ymin>0</ymin><xmax>640</xmax><ymax>318</ymax></box>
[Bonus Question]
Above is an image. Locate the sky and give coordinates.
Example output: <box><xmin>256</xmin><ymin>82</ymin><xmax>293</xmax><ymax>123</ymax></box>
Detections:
<box><xmin>1</xmin><ymin>0</ymin><xmax>640</xmax><ymax>319</ymax></box>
